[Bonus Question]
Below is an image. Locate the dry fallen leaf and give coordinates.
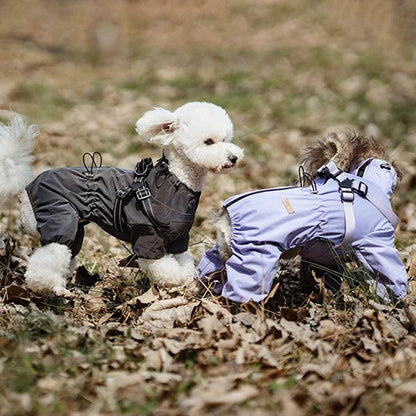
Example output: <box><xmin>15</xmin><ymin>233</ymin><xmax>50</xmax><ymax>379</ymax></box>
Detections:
<box><xmin>407</xmin><ymin>245</ymin><xmax>416</xmax><ymax>279</ymax></box>
<box><xmin>81</xmin><ymin>294</ymin><xmax>107</xmax><ymax>314</ymax></box>
<box><xmin>318</xmin><ymin>319</ymin><xmax>348</xmax><ymax>340</ymax></box>
<box><xmin>180</xmin><ymin>375</ymin><xmax>258</xmax><ymax>416</ymax></box>
<box><xmin>394</xmin><ymin>379</ymin><xmax>416</xmax><ymax>396</ymax></box>
<box><xmin>3</xmin><ymin>285</ymin><xmax>31</xmax><ymax>306</ymax></box>
<box><xmin>137</xmin><ymin>296</ymin><xmax>197</xmax><ymax>329</ymax></box>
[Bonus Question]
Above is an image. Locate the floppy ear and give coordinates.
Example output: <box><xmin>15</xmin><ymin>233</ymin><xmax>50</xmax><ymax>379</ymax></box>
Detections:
<box><xmin>325</xmin><ymin>133</ymin><xmax>347</xmax><ymax>169</ymax></box>
<box><xmin>300</xmin><ymin>132</ymin><xmax>346</xmax><ymax>173</ymax></box>
<box><xmin>135</xmin><ymin>107</ymin><xmax>178</xmax><ymax>145</ymax></box>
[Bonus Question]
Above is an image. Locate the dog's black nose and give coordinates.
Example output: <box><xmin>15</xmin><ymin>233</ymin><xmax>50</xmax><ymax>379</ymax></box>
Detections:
<box><xmin>229</xmin><ymin>155</ymin><xmax>238</xmax><ymax>165</ymax></box>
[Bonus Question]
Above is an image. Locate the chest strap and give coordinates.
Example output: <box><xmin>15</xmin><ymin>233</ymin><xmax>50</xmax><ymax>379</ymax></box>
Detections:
<box><xmin>316</xmin><ymin>161</ymin><xmax>399</xmax><ymax>248</ymax></box>
<box><xmin>113</xmin><ymin>158</ymin><xmax>153</xmax><ymax>234</ymax></box>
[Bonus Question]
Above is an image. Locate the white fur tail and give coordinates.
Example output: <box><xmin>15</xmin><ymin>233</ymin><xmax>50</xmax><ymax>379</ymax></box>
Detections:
<box><xmin>0</xmin><ymin>113</ymin><xmax>39</xmax><ymax>207</ymax></box>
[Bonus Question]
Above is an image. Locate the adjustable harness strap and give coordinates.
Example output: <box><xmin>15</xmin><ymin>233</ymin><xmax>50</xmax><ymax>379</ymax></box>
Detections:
<box><xmin>356</xmin><ymin>158</ymin><xmax>373</xmax><ymax>177</ymax></box>
<box><xmin>114</xmin><ymin>186</ymin><xmax>132</xmax><ymax>233</ymax></box>
<box><xmin>349</xmin><ymin>179</ymin><xmax>399</xmax><ymax>229</ymax></box>
<box><xmin>316</xmin><ymin>161</ymin><xmax>399</xmax><ymax>249</ymax></box>
<box><xmin>338</xmin><ymin>178</ymin><xmax>356</xmax><ymax>249</ymax></box>
<box><xmin>113</xmin><ymin>158</ymin><xmax>153</xmax><ymax>234</ymax></box>
<box><xmin>317</xmin><ymin>161</ymin><xmax>344</xmax><ymax>179</ymax></box>
<box><xmin>316</xmin><ymin>162</ymin><xmax>356</xmax><ymax>247</ymax></box>
<box><xmin>134</xmin><ymin>157</ymin><xmax>153</xmax><ymax>183</ymax></box>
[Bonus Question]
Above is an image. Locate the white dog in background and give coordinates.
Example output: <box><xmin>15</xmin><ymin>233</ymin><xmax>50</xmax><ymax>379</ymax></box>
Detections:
<box><xmin>0</xmin><ymin>102</ymin><xmax>244</xmax><ymax>296</ymax></box>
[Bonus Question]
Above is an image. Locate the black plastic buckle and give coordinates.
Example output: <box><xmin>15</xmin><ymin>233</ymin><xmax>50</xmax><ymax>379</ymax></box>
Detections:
<box><xmin>135</xmin><ymin>184</ymin><xmax>151</xmax><ymax>200</ymax></box>
<box><xmin>316</xmin><ymin>166</ymin><xmax>329</xmax><ymax>178</ymax></box>
<box><xmin>355</xmin><ymin>181</ymin><xmax>368</xmax><ymax>197</ymax></box>
<box><xmin>134</xmin><ymin>158</ymin><xmax>153</xmax><ymax>180</ymax></box>
<box><xmin>116</xmin><ymin>186</ymin><xmax>132</xmax><ymax>199</ymax></box>
<box><xmin>316</xmin><ymin>164</ymin><xmax>343</xmax><ymax>179</ymax></box>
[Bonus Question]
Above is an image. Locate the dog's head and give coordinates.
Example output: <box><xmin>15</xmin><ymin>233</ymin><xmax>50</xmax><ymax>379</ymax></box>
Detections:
<box><xmin>300</xmin><ymin>131</ymin><xmax>393</xmax><ymax>173</ymax></box>
<box><xmin>135</xmin><ymin>102</ymin><xmax>244</xmax><ymax>172</ymax></box>
<box><xmin>299</xmin><ymin>131</ymin><xmax>402</xmax><ymax>196</ymax></box>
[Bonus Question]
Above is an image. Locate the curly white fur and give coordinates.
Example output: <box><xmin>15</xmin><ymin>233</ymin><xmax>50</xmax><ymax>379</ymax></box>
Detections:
<box><xmin>135</xmin><ymin>107</ymin><xmax>178</xmax><ymax>145</ymax></box>
<box><xmin>19</xmin><ymin>191</ymin><xmax>39</xmax><ymax>237</ymax></box>
<box><xmin>139</xmin><ymin>252</ymin><xmax>195</xmax><ymax>288</ymax></box>
<box><xmin>136</xmin><ymin>102</ymin><xmax>243</xmax><ymax>191</ymax></box>
<box><xmin>0</xmin><ymin>114</ymin><xmax>38</xmax><ymax>208</ymax></box>
<box><xmin>25</xmin><ymin>243</ymin><xmax>72</xmax><ymax>295</ymax></box>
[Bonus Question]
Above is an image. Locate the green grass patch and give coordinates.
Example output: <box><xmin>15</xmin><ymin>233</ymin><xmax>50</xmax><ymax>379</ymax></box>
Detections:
<box><xmin>8</xmin><ymin>82</ymin><xmax>74</xmax><ymax>120</ymax></box>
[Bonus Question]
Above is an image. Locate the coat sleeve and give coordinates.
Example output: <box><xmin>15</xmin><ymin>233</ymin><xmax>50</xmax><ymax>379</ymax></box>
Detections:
<box><xmin>167</xmin><ymin>233</ymin><xmax>189</xmax><ymax>254</ymax></box>
<box><xmin>194</xmin><ymin>245</ymin><xmax>227</xmax><ymax>294</ymax></box>
<box><xmin>195</xmin><ymin>245</ymin><xmax>224</xmax><ymax>275</ymax></box>
<box><xmin>221</xmin><ymin>242</ymin><xmax>282</xmax><ymax>303</ymax></box>
<box><xmin>354</xmin><ymin>230</ymin><xmax>408</xmax><ymax>302</ymax></box>
<box><xmin>131</xmin><ymin>225</ymin><xmax>166</xmax><ymax>259</ymax></box>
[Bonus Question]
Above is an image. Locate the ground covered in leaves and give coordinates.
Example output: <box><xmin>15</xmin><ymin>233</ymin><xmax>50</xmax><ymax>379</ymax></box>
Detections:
<box><xmin>2</xmin><ymin>242</ymin><xmax>416</xmax><ymax>415</ymax></box>
<box><xmin>1</xmin><ymin>0</ymin><xmax>416</xmax><ymax>414</ymax></box>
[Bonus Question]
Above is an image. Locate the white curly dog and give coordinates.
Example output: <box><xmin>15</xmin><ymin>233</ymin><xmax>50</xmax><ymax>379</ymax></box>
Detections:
<box><xmin>0</xmin><ymin>102</ymin><xmax>243</xmax><ymax>296</ymax></box>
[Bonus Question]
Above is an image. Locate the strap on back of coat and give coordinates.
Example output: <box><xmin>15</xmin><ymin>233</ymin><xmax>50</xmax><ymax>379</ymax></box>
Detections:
<box><xmin>316</xmin><ymin>161</ymin><xmax>399</xmax><ymax>249</ymax></box>
<box><xmin>113</xmin><ymin>158</ymin><xmax>153</xmax><ymax>234</ymax></box>
<box><xmin>356</xmin><ymin>158</ymin><xmax>373</xmax><ymax>177</ymax></box>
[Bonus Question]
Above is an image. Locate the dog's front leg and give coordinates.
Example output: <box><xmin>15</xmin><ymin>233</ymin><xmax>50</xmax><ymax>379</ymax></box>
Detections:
<box><xmin>173</xmin><ymin>252</ymin><xmax>195</xmax><ymax>278</ymax></box>
<box><xmin>139</xmin><ymin>252</ymin><xmax>196</xmax><ymax>288</ymax></box>
<box><xmin>25</xmin><ymin>243</ymin><xmax>73</xmax><ymax>297</ymax></box>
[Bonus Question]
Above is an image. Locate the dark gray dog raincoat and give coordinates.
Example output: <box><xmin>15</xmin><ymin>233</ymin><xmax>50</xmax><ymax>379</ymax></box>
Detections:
<box><xmin>25</xmin><ymin>155</ymin><xmax>200</xmax><ymax>259</ymax></box>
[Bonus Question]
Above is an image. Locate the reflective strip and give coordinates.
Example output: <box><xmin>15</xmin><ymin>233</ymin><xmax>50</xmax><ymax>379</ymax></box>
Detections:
<box><xmin>224</xmin><ymin>186</ymin><xmax>297</xmax><ymax>208</ymax></box>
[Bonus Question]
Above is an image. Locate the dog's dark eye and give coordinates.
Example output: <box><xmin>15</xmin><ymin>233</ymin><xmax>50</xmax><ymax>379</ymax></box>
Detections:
<box><xmin>204</xmin><ymin>138</ymin><xmax>215</xmax><ymax>145</ymax></box>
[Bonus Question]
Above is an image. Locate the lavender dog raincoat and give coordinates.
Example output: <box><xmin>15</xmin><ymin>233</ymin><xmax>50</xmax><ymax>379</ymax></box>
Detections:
<box><xmin>195</xmin><ymin>159</ymin><xmax>408</xmax><ymax>303</ymax></box>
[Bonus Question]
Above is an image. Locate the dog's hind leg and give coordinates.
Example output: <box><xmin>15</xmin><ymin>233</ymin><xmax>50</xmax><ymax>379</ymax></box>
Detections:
<box><xmin>19</xmin><ymin>191</ymin><xmax>40</xmax><ymax>238</ymax></box>
<box><xmin>25</xmin><ymin>243</ymin><xmax>72</xmax><ymax>296</ymax></box>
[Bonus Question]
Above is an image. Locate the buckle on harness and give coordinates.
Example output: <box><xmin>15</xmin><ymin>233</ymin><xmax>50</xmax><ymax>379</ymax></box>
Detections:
<box><xmin>116</xmin><ymin>186</ymin><xmax>132</xmax><ymax>199</ymax></box>
<box><xmin>355</xmin><ymin>181</ymin><xmax>368</xmax><ymax>197</ymax></box>
<box><xmin>135</xmin><ymin>184</ymin><xmax>151</xmax><ymax>200</ymax></box>
<box><xmin>316</xmin><ymin>166</ymin><xmax>329</xmax><ymax>178</ymax></box>
<box><xmin>339</xmin><ymin>179</ymin><xmax>355</xmax><ymax>202</ymax></box>
<box><xmin>316</xmin><ymin>163</ymin><xmax>343</xmax><ymax>179</ymax></box>
<box><xmin>134</xmin><ymin>158</ymin><xmax>153</xmax><ymax>181</ymax></box>
<box><xmin>341</xmin><ymin>189</ymin><xmax>354</xmax><ymax>202</ymax></box>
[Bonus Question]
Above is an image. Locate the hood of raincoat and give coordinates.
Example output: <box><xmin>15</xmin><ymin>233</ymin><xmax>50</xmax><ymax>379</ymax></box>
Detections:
<box><xmin>350</xmin><ymin>158</ymin><xmax>398</xmax><ymax>198</ymax></box>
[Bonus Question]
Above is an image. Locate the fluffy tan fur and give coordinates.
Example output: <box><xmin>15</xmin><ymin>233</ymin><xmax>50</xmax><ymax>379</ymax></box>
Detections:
<box><xmin>299</xmin><ymin>131</ymin><xmax>402</xmax><ymax>182</ymax></box>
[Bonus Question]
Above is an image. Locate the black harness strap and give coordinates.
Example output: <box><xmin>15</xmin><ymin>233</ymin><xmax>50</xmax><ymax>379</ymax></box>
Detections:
<box><xmin>113</xmin><ymin>158</ymin><xmax>153</xmax><ymax>233</ymax></box>
<box><xmin>356</xmin><ymin>158</ymin><xmax>373</xmax><ymax>178</ymax></box>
